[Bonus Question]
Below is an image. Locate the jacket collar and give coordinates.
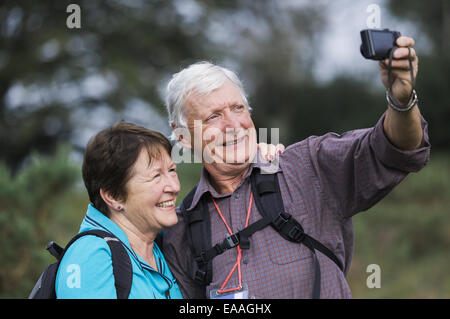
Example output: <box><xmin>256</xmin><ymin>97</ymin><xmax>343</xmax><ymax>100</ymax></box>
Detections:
<box><xmin>80</xmin><ymin>204</ymin><xmax>132</xmax><ymax>249</ymax></box>
<box><xmin>186</xmin><ymin>150</ymin><xmax>282</xmax><ymax>211</ymax></box>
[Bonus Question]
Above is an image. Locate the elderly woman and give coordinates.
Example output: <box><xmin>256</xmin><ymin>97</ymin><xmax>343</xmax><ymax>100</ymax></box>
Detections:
<box><xmin>55</xmin><ymin>121</ymin><xmax>183</xmax><ymax>298</ymax></box>
<box><xmin>55</xmin><ymin>121</ymin><xmax>282</xmax><ymax>299</ymax></box>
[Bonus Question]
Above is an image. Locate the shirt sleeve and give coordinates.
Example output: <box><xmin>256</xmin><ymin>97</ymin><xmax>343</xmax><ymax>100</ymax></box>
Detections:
<box><xmin>55</xmin><ymin>236</ymin><xmax>117</xmax><ymax>299</ymax></box>
<box><xmin>162</xmin><ymin>208</ymin><xmax>207</xmax><ymax>299</ymax></box>
<box><xmin>300</xmin><ymin>111</ymin><xmax>430</xmax><ymax>219</ymax></box>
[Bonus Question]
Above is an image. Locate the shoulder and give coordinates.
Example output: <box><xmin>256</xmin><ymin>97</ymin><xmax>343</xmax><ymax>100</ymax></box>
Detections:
<box><xmin>279</xmin><ymin>138</ymin><xmax>316</xmax><ymax>176</ymax></box>
<box><xmin>56</xmin><ymin>235</ymin><xmax>117</xmax><ymax>298</ymax></box>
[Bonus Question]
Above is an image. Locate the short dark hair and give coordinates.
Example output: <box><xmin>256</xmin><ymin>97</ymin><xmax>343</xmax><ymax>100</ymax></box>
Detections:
<box><xmin>82</xmin><ymin>121</ymin><xmax>172</xmax><ymax>216</ymax></box>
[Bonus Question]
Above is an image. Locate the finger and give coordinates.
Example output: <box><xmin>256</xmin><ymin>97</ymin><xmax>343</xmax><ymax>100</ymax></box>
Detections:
<box><xmin>265</xmin><ymin>144</ymin><xmax>277</xmax><ymax>161</ymax></box>
<box><xmin>275</xmin><ymin>144</ymin><xmax>285</xmax><ymax>155</ymax></box>
<box><xmin>257</xmin><ymin>142</ymin><xmax>268</xmax><ymax>158</ymax></box>
<box><xmin>382</xmin><ymin>58</ymin><xmax>413</xmax><ymax>70</ymax></box>
<box><xmin>382</xmin><ymin>57</ymin><xmax>419</xmax><ymax>75</ymax></box>
<box><xmin>395</xmin><ymin>36</ymin><xmax>415</xmax><ymax>48</ymax></box>
<box><xmin>258</xmin><ymin>143</ymin><xmax>275</xmax><ymax>161</ymax></box>
<box><xmin>393</xmin><ymin>47</ymin><xmax>417</xmax><ymax>60</ymax></box>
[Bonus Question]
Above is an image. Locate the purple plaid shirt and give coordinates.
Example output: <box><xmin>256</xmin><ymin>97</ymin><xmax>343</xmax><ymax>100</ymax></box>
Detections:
<box><xmin>162</xmin><ymin>112</ymin><xmax>430</xmax><ymax>298</ymax></box>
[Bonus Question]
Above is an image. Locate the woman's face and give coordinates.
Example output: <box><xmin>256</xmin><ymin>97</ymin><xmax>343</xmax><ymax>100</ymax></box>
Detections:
<box><xmin>121</xmin><ymin>147</ymin><xmax>180</xmax><ymax>235</ymax></box>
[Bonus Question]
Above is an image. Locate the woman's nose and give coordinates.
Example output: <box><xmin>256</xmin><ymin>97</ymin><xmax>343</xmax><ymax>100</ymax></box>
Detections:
<box><xmin>164</xmin><ymin>174</ymin><xmax>180</xmax><ymax>194</ymax></box>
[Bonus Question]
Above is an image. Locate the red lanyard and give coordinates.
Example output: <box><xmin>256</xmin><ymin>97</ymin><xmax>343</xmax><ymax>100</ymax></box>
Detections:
<box><xmin>211</xmin><ymin>192</ymin><xmax>253</xmax><ymax>294</ymax></box>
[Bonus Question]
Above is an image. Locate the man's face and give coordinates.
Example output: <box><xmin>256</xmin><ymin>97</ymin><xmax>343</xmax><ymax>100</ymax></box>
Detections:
<box><xmin>183</xmin><ymin>80</ymin><xmax>257</xmax><ymax>173</ymax></box>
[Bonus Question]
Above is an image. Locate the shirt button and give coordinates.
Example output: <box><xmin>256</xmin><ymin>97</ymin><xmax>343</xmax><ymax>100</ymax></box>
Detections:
<box><xmin>234</xmin><ymin>193</ymin><xmax>240</xmax><ymax>199</ymax></box>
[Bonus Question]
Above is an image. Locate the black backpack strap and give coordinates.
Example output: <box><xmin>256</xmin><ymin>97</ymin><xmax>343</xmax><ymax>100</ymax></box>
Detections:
<box><xmin>180</xmin><ymin>185</ymin><xmax>214</xmax><ymax>286</ymax></box>
<box><xmin>250</xmin><ymin>170</ymin><xmax>344</xmax><ymax>271</ymax></box>
<box><xmin>182</xmin><ymin>168</ymin><xmax>343</xmax><ymax>298</ymax></box>
<box><xmin>62</xmin><ymin>229</ymin><xmax>133</xmax><ymax>299</ymax></box>
<box><xmin>250</xmin><ymin>168</ymin><xmax>343</xmax><ymax>299</ymax></box>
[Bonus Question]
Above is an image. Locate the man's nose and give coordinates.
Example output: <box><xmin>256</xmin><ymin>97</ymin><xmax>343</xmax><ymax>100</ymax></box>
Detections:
<box><xmin>222</xmin><ymin>110</ymin><xmax>241</xmax><ymax>130</ymax></box>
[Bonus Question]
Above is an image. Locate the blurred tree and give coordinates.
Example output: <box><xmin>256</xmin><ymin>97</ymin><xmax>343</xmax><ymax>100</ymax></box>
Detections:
<box><xmin>0</xmin><ymin>0</ymin><xmax>204</xmax><ymax>171</ymax></box>
<box><xmin>0</xmin><ymin>145</ymin><xmax>80</xmax><ymax>298</ymax></box>
<box><xmin>0</xmin><ymin>0</ymin><xmax>328</xmax><ymax>172</ymax></box>
<box><xmin>251</xmin><ymin>75</ymin><xmax>382</xmax><ymax>145</ymax></box>
<box><xmin>386</xmin><ymin>0</ymin><xmax>450</xmax><ymax>148</ymax></box>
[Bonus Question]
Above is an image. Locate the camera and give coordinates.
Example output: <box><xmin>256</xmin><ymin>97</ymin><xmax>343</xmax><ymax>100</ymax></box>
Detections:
<box><xmin>360</xmin><ymin>28</ymin><xmax>401</xmax><ymax>60</ymax></box>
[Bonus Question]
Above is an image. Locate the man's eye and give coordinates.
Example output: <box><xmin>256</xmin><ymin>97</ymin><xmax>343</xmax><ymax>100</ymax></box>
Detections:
<box><xmin>207</xmin><ymin>114</ymin><xmax>218</xmax><ymax>121</ymax></box>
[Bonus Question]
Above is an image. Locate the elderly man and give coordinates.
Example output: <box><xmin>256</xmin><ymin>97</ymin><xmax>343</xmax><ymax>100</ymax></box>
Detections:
<box><xmin>162</xmin><ymin>35</ymin><xmax>430</xmax><ymax>299</ymax></box>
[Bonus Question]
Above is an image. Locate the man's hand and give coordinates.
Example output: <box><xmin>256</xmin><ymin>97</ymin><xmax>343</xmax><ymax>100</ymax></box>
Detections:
<box><xmin>379</xmin><ymin>36</ymin><xmax>419</xmax><ymax>105</ymax></box>
<box><xmin>380</xmin><ymin>35</ymin><xmax>423</xmax><ymax>150</ymax></box>
<box><xmin>258</xmin><ymin>143</ymin><xmax>285</xmax><ymax>162</ymax></box>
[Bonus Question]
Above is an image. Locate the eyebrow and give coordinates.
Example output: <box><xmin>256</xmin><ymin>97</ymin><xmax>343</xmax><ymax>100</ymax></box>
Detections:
<box><xmin>206</xmin><ymin>102</ymin><xmax>242</xmax><ymax>116</ymax></box>
<box><xmin>148</xmin><ymin>160</ymin><xmax>176</xmax><ymax>173</ymax></box>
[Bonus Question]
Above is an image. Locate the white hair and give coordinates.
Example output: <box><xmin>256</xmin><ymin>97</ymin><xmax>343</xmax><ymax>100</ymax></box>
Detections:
<box><xmin>165</xmin><ymin>61</ymin><xmax>251</xmax><ymax>141</ymax></box>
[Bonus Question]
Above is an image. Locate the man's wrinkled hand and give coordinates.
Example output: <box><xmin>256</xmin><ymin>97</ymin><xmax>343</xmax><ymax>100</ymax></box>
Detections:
<box><xmin>258</xmin><ymin>143</ymin><xmax>285</xmax><ymax>162</ymax></box>
<box><xmin>379</xmin><ymin>36</ymin><xmax>419</xmax><ymax>105</ymax></box>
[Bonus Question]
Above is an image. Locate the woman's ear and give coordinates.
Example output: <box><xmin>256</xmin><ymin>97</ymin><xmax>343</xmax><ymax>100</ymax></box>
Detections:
<box><xmin>100</xmin><ymin>188</ymin><xmax>124</xmax><ymax>212</ymax></box>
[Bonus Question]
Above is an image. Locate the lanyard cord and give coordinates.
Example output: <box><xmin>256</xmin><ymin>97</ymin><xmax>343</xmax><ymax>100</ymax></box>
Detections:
<box><xmin>211</xmin><ymin>192</ymin><xmax>253</xmax><ymax>294</ymax></box>
<box><xmin>387</xmin><ymin>46</ymin><xmax>415</xmax><ymax>107</ymax></box>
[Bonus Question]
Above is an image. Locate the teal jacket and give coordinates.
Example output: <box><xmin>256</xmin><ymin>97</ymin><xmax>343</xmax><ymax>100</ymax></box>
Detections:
<box><xmin>55</xmin><ymin>204</ymin><xmax>183</xmax><ymax>299</ymax></box>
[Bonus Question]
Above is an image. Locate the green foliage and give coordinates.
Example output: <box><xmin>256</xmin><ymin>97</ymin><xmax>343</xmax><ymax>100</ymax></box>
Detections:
<box><xmin>251</xmin><ymin>76</ymin><xmax>383</xmax><ymax>145</ymax></box>
<box><xmin>0</xmin><ymin>0</ymin><xmax>448</xmax><ymax>299</ymax></box>
<box><xmin>176</xmin><ymin>161</ymin><xmax>203</xmax><ymax>206</ymax></box>
<box><xmin>0</xmin><ymin>145</ymin><xmax>84</xmax><ymax>298</ymax></box>
<box><xmin>0</xmin><ymin>0</ymin><xmax>325</xmax><ymax>170</ymax></box>
<box><xmin>347</xmin><ymin>153</ymin><xmax>450</xmax><ymax>298</ymax></box>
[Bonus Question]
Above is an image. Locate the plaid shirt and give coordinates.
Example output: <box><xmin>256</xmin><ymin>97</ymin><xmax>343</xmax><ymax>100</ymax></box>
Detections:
<box><xmin>162</xmin><ymin>112</ymin><xmax>430</xmax><ymax>298</ymax></box>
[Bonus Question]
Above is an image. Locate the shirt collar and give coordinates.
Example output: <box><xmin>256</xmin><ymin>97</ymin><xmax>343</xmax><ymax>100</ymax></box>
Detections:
<box><xmin>80</xmin><ymin>204</ymin><xmax>132</xmax><ymax>249</ymax></box>
<box><xmin>186</xmin><ymin>150</ymin><xmax>282</xmax><ymax>211</ymax></box>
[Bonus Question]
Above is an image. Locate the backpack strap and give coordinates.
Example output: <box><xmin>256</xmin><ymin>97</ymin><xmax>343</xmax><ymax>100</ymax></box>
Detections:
<box><xmin>250</xmin><ymin>168</ymin><xmax>343</xmax><ymax>298</ymax></box>
<box><xmin>180</xmin><ymin>185</ymin><xmax>214</xmax><ymax>285</ymax></box>
<box><xmin>183</xmin><ymin>168</ymin><xmax>343</xmax><ymax>298</ymax></box>
<box><xmin>61</xmin><ymin>229</ymin><xmax>133</xmax><ymax>299</ymax></box>
<box><xmin>250</xmin><ymin>169</ymin><xmax>344</xmax><ymax>271</ymax></box>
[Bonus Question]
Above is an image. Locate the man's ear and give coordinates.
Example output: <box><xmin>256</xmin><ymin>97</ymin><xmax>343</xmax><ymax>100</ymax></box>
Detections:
<box><xmin>171</xmin><ymin>123</ymin><xmax>192</xmax><ymax>150</ymax></box>
<box><xmin>100</xmin><ymin>188</ymin><xmax>124</xmax><ymax>212</ymax></box>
